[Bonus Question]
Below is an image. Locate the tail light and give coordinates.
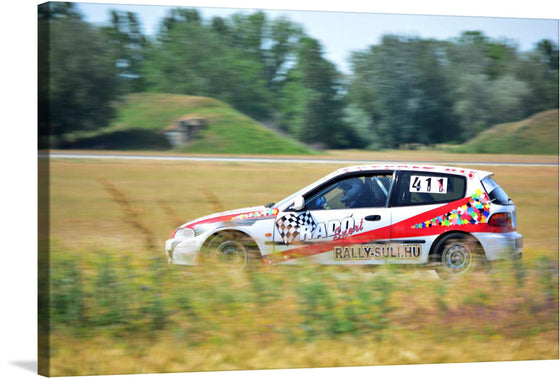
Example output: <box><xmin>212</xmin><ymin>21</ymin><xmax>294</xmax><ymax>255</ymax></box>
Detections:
<box><xmin>488</xmin><ymin>212</ymin><xmax>512</xmax><ymax>228</ymax></box>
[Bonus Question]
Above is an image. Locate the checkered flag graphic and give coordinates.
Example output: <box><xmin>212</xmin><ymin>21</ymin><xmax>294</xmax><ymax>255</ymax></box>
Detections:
<box><xmin>275</xmin><ymin>210</ymin><xmax>317</xmax><ymax>244</ymax></box>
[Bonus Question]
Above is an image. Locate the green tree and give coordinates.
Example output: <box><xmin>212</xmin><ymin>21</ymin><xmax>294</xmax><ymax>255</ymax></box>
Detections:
<box><xmin>453</xmin><ymin>74</ymin><xmax>493</xmax><ymax>137</ymax></box>
<box><xmin>266</xmin><ymin>17</ymin><xmax>304</xmax><ymax>86</ymax></box>
<box><xmin>143</xmin><ymin>9</ymin><xmax>270</xmax><ymax>119</ymax></box>
<box><xmin>227</xmin><ymin>13</ymin><xmax>303</xmax><ymax>90</ymax></box>
<box><xmin>413</xmin><ymin>40</ymin><xmax>458</xmax><ymax>144</ymax></box>
<box><xmin>101</xmin><ymin>10</ymin><xmax>148</xmax><ymax>93</ymax></box>
<box><xmin>229</xmin><ymin>12</ymin><xmax>266</xmax><ymax>60</ymax></box>
<box><xmin>210</xmin><ymin>16</ymin><xmax>230</xmax><ymax>40</ymax></box>
<box><xmin>39</xmin><ymin>3</ymin><xmax>119</xmax><ymax>146</ymax></box>
<box><xmin>278</xmin><ymin>69</ymin><xmax>309</xmax><ymax>135</ymax></box>
<box><xmin>281</xmin><ymin>37</ymin><xmax>362</xmax><ymax>148</ymax></box>
<box><xmin>515</xmin><ymin>39</ymin><xmax>559</xmax><ymax>116</ymax></box>
<box><xmin>212</xmin><ymin>12</ymin><xmax>304</xmax><ymax>121</ymax></box>
<box><xmin>447</xmin><ymin>31</ymin><xmax>518</xmax><ymax>79</ymax></box>
<box><xmin>445</xmin><ymin>31</ymin><xmax>535</xmax><ymax>136</ymax></box>
<box><xmin>349</xmin><ymin>36</ymin><xmax>459</xmax><ymax>148</ymax></box>
<box><xmin>487</xmin><ymin>75</ymin><xmax>530</xmax><ymax>123</ymax></box>
<box><xmin>38</xmin><ymin>1</ymin><xmax>81</xmax><ymax>20</ymax></box>
<box><xmin>159</xmin><ymin>7</ymin><xmax>201</xmax><ymax>35</ymax></box>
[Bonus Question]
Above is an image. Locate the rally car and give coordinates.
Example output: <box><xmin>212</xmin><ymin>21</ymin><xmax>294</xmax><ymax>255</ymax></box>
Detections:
<box><xmin>165</xmin><ymin>164</ymin><xmax>523</xmax><ymax>276</ymax></box>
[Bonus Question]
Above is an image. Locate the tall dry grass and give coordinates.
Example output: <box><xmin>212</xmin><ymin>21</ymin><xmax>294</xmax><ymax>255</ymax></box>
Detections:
<box><xmin>48</xmin><ymin>251</ymin><xmax>558</xmax><ymax>376</ymax></box>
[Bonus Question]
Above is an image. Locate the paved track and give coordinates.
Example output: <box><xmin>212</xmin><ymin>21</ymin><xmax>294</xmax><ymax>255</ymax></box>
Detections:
<box><xmin>42</xmin><ymin>152</ymin><xmax>558</xmax><ymax>167</ymax></box>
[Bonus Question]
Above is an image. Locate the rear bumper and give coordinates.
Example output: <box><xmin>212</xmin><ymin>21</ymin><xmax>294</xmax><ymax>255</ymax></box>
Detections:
<box><xmin>473</xmin><ymin>231</ymin><xmax>523</xmax><ymax>261</ymax></box>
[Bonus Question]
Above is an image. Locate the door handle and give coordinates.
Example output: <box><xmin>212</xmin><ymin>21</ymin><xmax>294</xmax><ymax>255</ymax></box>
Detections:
<box><xmin>365</xmin><ymin>215</ymin><xmax>381</xmax><ymax>221</ymax></box>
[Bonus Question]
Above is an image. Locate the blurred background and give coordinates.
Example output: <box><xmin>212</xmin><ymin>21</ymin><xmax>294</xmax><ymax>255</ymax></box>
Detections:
<box><xmin>39</xmin><ymin>1</ymin><xmax>558</xmax><ymax>154</ymax></box>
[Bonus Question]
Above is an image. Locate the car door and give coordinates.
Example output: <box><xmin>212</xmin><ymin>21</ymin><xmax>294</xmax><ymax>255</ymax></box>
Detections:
<box><xmin>388</xmin><ymin>170</ymin><xmax>469</xmax><ymax>264</ymax></box>
<box><xmin>269</xmin><ymin>171</ymin><xmax>394</xmax><ymax>265</ymax></box>
<box><xmin>332</xmin><ymin>172</ymin><xmax>394</xmax><ymax>265</ymax></box>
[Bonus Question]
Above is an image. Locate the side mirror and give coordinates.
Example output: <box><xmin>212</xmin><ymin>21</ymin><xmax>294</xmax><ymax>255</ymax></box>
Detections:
<box><xmin>291</xmin><ymin>195</ymin><xmax>305</xmax><ymax>211</ymax></box>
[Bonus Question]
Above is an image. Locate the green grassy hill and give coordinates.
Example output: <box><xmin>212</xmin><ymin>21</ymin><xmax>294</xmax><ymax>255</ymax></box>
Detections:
<box><xmin>454</xmin><ymin>109</ymin><xmax>559</xmax><ymax>155</ymax></box>
<box><xmin>62</xmin><ymin>93</ymin><xmax>314</xmax><ymax>155</ymax></box>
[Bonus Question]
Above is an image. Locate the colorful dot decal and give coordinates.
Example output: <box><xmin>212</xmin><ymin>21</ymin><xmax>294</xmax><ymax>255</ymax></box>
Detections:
<box><xmin>412</xmin><ymin>189</ymin><xmax>490</xmax><ymax>229</ymax></box>
<box><xmin>231</xmin><ymin>208</ymin><xmax>279</xmax><ymax>221</ymax></box>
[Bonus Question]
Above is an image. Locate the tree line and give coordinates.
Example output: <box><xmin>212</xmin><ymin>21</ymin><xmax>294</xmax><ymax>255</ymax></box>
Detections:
<box><xmin>39</xmin><ymin>3</ymin><xmax>559</xmax><ymax>149</ymax></box>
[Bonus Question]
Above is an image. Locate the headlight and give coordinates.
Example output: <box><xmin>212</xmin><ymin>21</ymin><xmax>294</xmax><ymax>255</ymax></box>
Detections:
<box><xmin>174</xmin><ymin>228</ymin><xmax>195</xmax><ymax>239</ymax></box>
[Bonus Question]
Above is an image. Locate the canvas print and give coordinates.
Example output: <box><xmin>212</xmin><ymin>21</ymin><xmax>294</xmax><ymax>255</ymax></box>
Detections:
<box><xmin>38</xmin><ymin>1</ymin><xmax>559</xmax><ymax>377</ymax></box>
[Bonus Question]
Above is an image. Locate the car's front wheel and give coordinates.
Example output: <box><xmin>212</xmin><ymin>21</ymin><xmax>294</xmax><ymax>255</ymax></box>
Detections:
<box><xmin>432</xmin><ymin>233</ymin><xmax>487</xmax><ymax>278</ymax></box>
<box><xmin>201</xmin><ymin>231</ymin><xmax>260</xmax><ymax>269</ymax></box>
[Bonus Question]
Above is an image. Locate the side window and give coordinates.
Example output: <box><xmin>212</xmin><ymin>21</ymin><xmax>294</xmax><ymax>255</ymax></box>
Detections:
<box><xmin>306</xmin><ymin>173</ymin><xmax>393</xmax><ymax>210</ymax></box>
<box><xmin>481</xmin><ymin>176</ymin><xmax>513</xmax><ymax>205</ymax></box>
<box><xmin>393</xmin><ymin>172</ymin><xmax>466</xmax><ymax>206</ymax></box>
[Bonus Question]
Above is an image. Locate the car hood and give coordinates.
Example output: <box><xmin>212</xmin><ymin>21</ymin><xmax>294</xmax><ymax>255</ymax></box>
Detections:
<box><xmin>181</xmin><ymin>205</ymin><xmax>279</xmax><ymax>229</ymax></box>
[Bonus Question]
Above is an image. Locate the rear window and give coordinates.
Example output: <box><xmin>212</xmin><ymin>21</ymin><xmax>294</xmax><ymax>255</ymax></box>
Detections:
<box><xmin>481</xmin><ymin>176</ymin><xmax>513</xmax><ymax>205</ymax></box>
<box><xmin>392</xmin><ymin>171</ymin><xmax>466</xmax><ymax>206</ymax></box>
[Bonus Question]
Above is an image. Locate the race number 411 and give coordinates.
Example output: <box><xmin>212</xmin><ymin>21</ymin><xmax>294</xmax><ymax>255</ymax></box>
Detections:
<box><xmin>409</xmin><ymin>176</ymin><xmax>448</xmax><ymax>194</ymax></box>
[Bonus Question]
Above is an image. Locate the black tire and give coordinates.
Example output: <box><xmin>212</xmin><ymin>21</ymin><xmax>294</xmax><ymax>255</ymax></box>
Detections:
<box><xmin>201</xmin><ymin>231</ymin><xmax>260</xmax><ymax>270</ymax></box>
<box><xmin>432</xmin><ymin>233</ymin><xmax>487</xmax><ymax>278</ymax></box>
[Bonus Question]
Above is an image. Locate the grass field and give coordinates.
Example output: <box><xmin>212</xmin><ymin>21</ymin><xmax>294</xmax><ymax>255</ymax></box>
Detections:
<box><xmin>43</xmin><ymin>154</ymin><xmax>559</xmax><ymax>376</ymax></box>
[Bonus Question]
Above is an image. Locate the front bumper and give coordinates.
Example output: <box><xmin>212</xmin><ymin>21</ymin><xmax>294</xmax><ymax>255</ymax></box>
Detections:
<box><xmin>473</xmin><ymin>231</ymin><xmax>523</xmax><ymax>261</ymax></box>
<box><xmin>165</xmin><ymin>237</ymin><xmax>202</xmax><ymax>265</ymax></box>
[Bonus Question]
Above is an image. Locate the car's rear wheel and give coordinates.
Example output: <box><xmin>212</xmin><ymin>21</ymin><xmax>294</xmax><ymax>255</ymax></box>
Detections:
<box><xmin>201</xmin><ymin>231</ymin><xmax>260</xmax><ymax>269</ymax></box>
<box><xmin>433</xmin><ymin>233</ymin><xmax>486</xmax><ymax>278</ymax></box>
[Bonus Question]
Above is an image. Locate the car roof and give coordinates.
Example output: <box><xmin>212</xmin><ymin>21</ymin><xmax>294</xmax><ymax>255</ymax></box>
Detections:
<box><xmin>273</xmin><ymin>163</ymin><xmax>494</xmax><ymax>210</ymax></box>
<box><xmin>333</xmin><ymin>163</ymin><xmax>493</xmax><ymax>179</ymax></box>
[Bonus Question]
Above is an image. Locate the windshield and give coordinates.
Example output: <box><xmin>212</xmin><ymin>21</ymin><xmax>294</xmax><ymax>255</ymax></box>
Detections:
<box><xmin>481</xmin><ymin>176</ymin><xmax>513</xmax><ymax>205</ymax></box>
<box><xmin>273</xmin><ymin>171</ymin><xmax>340</xmax><ymax>209</ymax></box>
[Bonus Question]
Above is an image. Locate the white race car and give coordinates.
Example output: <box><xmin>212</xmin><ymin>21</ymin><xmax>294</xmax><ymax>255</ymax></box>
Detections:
<box><xmin>166</xmin><ymin>164</ymin><xmax>523</xmax><ymax>276</ymax></box>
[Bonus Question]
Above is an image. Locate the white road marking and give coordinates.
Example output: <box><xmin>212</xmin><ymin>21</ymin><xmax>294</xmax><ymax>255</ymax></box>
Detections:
<box><xmin>41</xmin><ymin>153</ymin><xmax>558</xmax><ymax>167</ymax></box>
